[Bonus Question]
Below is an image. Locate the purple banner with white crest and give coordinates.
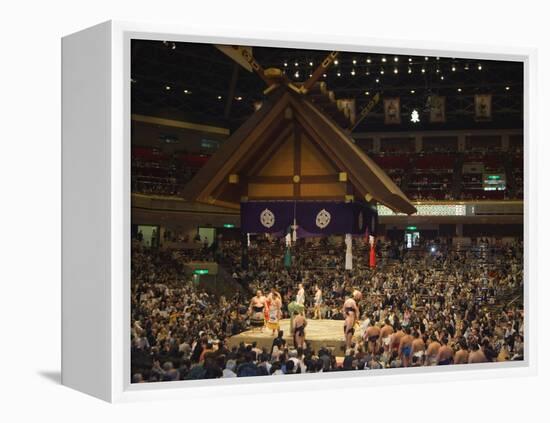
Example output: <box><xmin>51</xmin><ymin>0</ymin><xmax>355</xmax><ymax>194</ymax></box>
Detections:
<box><xmin>240</xmin><ymin>201</ymin><xmax>377</xmax><ymax>236</ymax></box>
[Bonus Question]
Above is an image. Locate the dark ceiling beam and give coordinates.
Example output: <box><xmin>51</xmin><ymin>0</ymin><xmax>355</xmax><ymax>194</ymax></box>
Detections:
<box><xmin>224</xmin><ymin>63</ymin><xmax>240</xmax><ymax>119</ymax></box>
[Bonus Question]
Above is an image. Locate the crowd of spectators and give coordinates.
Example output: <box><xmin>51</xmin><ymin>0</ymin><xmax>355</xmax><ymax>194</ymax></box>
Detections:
<box><xmin>131</xmin><ymin>235</ymin><xmax>524</xmax><ymax>382</ymax></box>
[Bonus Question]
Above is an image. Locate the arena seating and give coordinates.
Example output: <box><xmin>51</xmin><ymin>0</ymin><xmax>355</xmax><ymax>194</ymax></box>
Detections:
<box><xmin>131</xmin><ymin>146</ymin><xmax>523</xmax><ymax>200</ymax></box>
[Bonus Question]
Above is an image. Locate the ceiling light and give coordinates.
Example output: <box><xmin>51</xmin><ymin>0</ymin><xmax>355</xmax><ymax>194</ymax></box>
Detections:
<box><xmin>337</xmin><ymin>72</ymin><xmax>341</xmax><ymax>77</ymax></box>
<box><xmin>309</xmin><ymin>61</ymin><xmax>313</xmax><ymax>66</ymax></box>
<box><xmin>380</xmin><ymin>69</ymin><xmax>385</xmax><ymax>74</ymax></box>
<box><xmin>410</xmin><ymin>89</ymin><xmax>415</xmax><ymax>94</ymax></box>
<box><xmin>393</xmin><ymin>68</ymin><xmax>398</xmax><ymax>74</ymax></box>
<box><xmin>284</xmin><ymin>62</ymin><xmax>288</xmax><ymax>67</ymax></box>
<box><xmin>375</xmin><ymin>78</ymin><xmax>380</xmax><ymax>83</ymax></box>
<box><xmin>478</xmin><ymin>64</ymin><xmax>483</xmax><ymax>70</ymax></box>
<box><xmin>505</xmin><ymin>86</ymin><xmax>510</xmax><ymax>91</ymax></box>
<box><xmin>382</xmin><ymin>57</ymin><xmax>387</xmax><ymax>62</ymax></box>
<box><xmin>408</xmin><ymin>58</ymin><xmax>412</xmax><ymax>62</ymax></box>
<box><xmin>217</xmin><ymin>95</ymin><xmax>222</xmax><ymax>100</ymax></box>
<box><xmin>165</xmin><ymin>85</ymin><xmax>171</xmax><ymax>91</ymax></box>
<box><xmin>366</xmin><ymin>58</ymin><xmax>372</xmax><ymax>63</ymax></box>
<box><xmin>334</xmin><ymin>59</ymin><xmax>339</xmax><ymax>65</ymax></box>
<box><xmin>408</xmin><ymin>67</ymin><xmax>412</xmax><ymax>74</ymax></box>
<box><xmin>421</xmin><ymin>68</ymin><xmax>426</xmax><ymax>73</ymax></box>
<box><xmin>351</xmin><ymin>69</ymin><xmax>356</xmax><ymax>76</ymax></box>
<box><xmin>352</xmin><ymin>59</ymin><xmax>357</xmax><ymax>65</ymax></box>
<box><xmin>457</xmin><ymin>88</ymin><xmax>462</xmax><ymax>92</ymax></box>
<box><xmin>365</xmin><ymin>91</ymin><xmax>370</xmax><ymax>95</ymax></box>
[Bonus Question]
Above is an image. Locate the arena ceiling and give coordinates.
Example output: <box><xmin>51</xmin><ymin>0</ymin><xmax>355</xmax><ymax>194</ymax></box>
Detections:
<box><xmin>131</xmin><ymin>39</ymin><xmax>523</xmax><ymax>133</ymax></box>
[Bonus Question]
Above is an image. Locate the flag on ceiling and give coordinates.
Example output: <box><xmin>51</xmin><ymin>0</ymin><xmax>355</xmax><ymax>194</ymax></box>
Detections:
<box><xmin>475</xmin><ymin>94</ymin><xmax>492</xmax><ymax>121</ymax></box>
<box><xmin>384</xmin><ymin>97</ymin><xmax>401</xmax><ymax>124</ymax></box>
<box><xmin>429</xmin><ymin>95</ymin><xmax>446</xmax><ymax>123</ymax></box>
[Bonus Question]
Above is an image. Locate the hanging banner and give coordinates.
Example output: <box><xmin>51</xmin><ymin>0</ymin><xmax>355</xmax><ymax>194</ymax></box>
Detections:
<box><xmin>383</xmin><ymin>97</ymin><xmax>401</xmax><ymax>124</ymax></box>
<box><xmin>240</xmin><ymin>201</ymin><xmax>378</xmax><ymax>236</ymax></box>
<box><xmin>475</xmin><ymin>94</ymin><xmax>492</xmax><ymax>121</ymax></box>
<box><xmin>345</xmin><ymin>234</ymin><xmax>353</xmax><ymax>270</ymax></box>
<box><xmin>429</xmin><ymin>95</ymin><xmax>446</xmax><ymax>123</ymax></box>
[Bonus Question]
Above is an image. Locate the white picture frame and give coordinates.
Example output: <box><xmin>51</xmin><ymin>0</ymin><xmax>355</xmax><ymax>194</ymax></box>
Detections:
<box><xmin>61</xmin><ymin>20</ymin><xmax>537</xmax><ymax>403</ymax></box>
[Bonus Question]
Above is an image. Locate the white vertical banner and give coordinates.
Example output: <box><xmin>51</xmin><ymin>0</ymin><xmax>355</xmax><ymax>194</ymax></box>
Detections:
<box><xmin>345</xmin><ymin>233</ymin><xmax>353</xmax><ymax>270</ymax></box>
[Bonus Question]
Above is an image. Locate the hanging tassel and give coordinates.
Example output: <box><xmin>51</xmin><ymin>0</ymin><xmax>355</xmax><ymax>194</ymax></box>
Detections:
<box><xmin>369</xmin><ymin>235</ymin><xmax>376</xmax><ymax>268</ymax></box>
<box><xmin>292</xmin><ymin>218</ymin><xmax>297</xmax><ymax>243</ymax></box>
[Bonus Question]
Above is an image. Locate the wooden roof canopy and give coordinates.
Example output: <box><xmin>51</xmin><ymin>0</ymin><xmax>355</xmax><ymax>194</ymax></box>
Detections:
<box><xmin>182</xmin><ymin>48</ymin><xmax>417</xmax><ymax>215</ymax></box>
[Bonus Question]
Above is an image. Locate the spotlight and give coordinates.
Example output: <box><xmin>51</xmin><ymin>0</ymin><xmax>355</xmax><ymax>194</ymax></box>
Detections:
<box><xmin>505</xmin><ymin>86</ymin><xmax>510</xmax><ymax>91</ymax></box>
<box><xmin>382</xmin><ymin>57</ymin><xmax>387</xmax><ymax>62</ymax></box>
<box><xmin>366</xmin><ymin>58</ymin><xmax>372</xmax><ymax>63</ymax></box>
<box><xmin>365</xmin><ymin>91</ymin><xmax>370</xmax><ymax>95</ymax></box>
<box><xmin>375</xmin><ymin>78</ymin><xmax>380</xmax><ymax>83</ymax></box>
<box><xmin>394</xmin><ymin>57</ymin><xmax>399</xmax><ymax>62</ymax></box>
<box><xmin>425</xmin><ymin>57</ymin><xmax>429</xmax><ymax>61</ymax></box>
<box><xmin>431</xmin><ymin>246</ymin><xmax>436</xmax><ymax>253</ymax></box>
<box><xmin>421</xmin><ymin>68</ymin><xmax>426</xmax><ymax>73</ymax></box>
<box><xmin>440</xmin><ymin>75</ymin><xmax>444</xmax><ymax>80</ymax></box>
<box><xmin>408</xmin><ymin>67</ymin><xmax>412</xmax><ymax>74</ymax></box>
<box><xmin>393</xmin><ymin>68</ymin><xmax>398</xmax><ymax>74</ymax></box>
<box><xmin>334</xmin><ymin>59</ymin><xmax>339</xmax><ymax>65</ymax></box>
<box><xmin>165</xmin><ymin>85</ymin><xmax>171</xmax><ymax>91</ymax></box>
<box><xmin>294</xmin><ymin>71</ymin><xmax>300</xmax><ymax>78</ymax></box>
<box><xmin>457</xmin><ymin>88</ymin><xmax>462</xmax><ymax>92</ymax></box>
<box><xmin>217</xmin><ymin>95</ymin><xmax>222</xmax><ymax>100</ymax></box>
<box><xmin>323</xmin><ymin>73</ymin><xmax>327</xmax><ymax>78</ymax></box>
<box><xmin>284</xmin><ymin>62</ymin><xmax>288</xmax><ymax>67</ymax></box>
<box><xmin>309</xmin><ymin>61</ymin><xmax>313</xmax><ymax>66</ymax></box>
<box><xmin>235</xmin><ymin>96</ymin><xmax>243</xmax><ymax>101</ymax></box>
<box><xmin>351</xmin><ymin>69</ymin><xmax>356</xmax><ymax>76</ymax></box>
<box><xmin>408</xmin><ymin>58</ymin><xmax>412</xmax><ymax>62</ymax></box>
<box><xmin>410</xmin><ymin>89</ymin><xmax>415</xmax><ymax>94</ymax></box>
<box><xmin>436</xmin><ymin>68</ymin><xmax>440</xmax><ymax>73</ymax></box>
<box><xmin>183</xmin><ymin>89</ymin><xmax>189</xmax><ymax>94</ymax></box>
<box><xmin>380</xmin><ymin>69</ymin><xmax>385</xmax><ymax>74</ymax></box>
<box><xmin>452</xmin><ymin>65</ymin><xmax>456</xmax><ymax>71</ymax></box>
<box><xmin>365</xmin><ymin>69</ymin><xmax>370</xmax><ymax>75</ymax></box>
<box><xmin>464</xmin><ymin>64</ymin><xmax>470</xmax><ymax>70</ymax></box>
<box><xmin>478</xmin><ymin>64</ymin><xmax>483</xmax><ymax>70</ymax></box>
<box><xmin>352</xmin><ymin>59</ymin><xmax>357</xmax><ymax>65</ymax></box>
<box><xmin>337</xmin><ymin>72</ymin><xmax>341</xmax><ymax>77</ymax></box>
<box><xmin>294</xmin><ymin>62</ymin><xmax>299</xmax><ymax>67</ymax></box>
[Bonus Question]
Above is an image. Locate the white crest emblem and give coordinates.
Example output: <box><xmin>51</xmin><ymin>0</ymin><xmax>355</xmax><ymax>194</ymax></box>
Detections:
<box><xmin>315</xmin><ymin>209</ymin><xmax>331</xmax><ymax>229</ymax></box>
<box><xmin>260</xmin><ymin>208</ymin><xmax>275</xmax><ymax>228</ymax></box>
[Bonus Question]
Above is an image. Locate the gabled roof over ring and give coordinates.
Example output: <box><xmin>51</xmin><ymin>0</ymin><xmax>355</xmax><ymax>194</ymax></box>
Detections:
<box><xmin>182</xmin><ymin>87</ymin><xmax>417</xmax><ymax>215</ymax></box>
